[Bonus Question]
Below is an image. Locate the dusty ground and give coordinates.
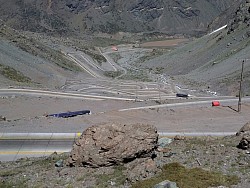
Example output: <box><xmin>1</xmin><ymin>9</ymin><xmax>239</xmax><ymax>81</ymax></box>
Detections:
<box><xmin>1</xmin><ymin>95</ymin><xmax>250</xmax><ymax>133</ymax></box>
<box><xmin>140</xmin><ymin>39</ymin><xmax>189</xmax><ymax>48</ymax></box>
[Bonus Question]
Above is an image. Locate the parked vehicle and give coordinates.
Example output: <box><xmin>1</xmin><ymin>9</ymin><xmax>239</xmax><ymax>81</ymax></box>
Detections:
<box><xmin>47</xmin><ymin>110</ymin><xmax>91</xmax><ymax>118</ymax></box>
<box><xmin>176</xmin><ymin>93</ymin><xmax>189</xmax><ymax>98</ymax></box>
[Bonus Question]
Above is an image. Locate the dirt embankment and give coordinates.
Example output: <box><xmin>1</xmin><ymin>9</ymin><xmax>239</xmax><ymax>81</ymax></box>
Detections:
<box><xmin>140</xmin><ymin>39</ymin><xmax>189</xmax><ymax>48</ymax></box>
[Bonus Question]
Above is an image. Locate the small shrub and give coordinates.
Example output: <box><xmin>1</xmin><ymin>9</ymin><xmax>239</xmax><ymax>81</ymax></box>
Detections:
<box><xmin>132</xmin><ymin>162</ymin><xmax>239</xmax><ymax>188</ymax></box>
<box><xmin>95</xmin><ymin>165</ymin><xmax>126</xmax><ymax>188</ymax></box>
<box><xmin>0</xmin><ymin>169</ymin><xmax>23</xmax><ymax>177</ymax></box>
<box><xmin>0</xmin><ymin>64</ymin><xmax>31</xmax><ymax>83</ymax></box>
<box><xmin>104</xmin><ymin>71</ymin><xmax>122</xmax><ymax>78</ymax></box>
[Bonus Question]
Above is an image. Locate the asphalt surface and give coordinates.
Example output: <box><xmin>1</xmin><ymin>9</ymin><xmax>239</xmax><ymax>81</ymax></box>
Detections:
<box><xmin>0</xmin><ymin>139</ymin><xmax>73</xmax><ymax>161</ymax></box>
<box><xmin>0</xmin><ymin>133</ymin><xmax>82</xmax><ymax>161</ymax></box>
<box><xmin>0</xmin><ymin>88</ymin><xmax>139</xmax><ymax>101</ymax></box>
<box><xmin>119</xmin><ymin>97</ymin><xmax>250</xmax><ymax>111</ymax></box>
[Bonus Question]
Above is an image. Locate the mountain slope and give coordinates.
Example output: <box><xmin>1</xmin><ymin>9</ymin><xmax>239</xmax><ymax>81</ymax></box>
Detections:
<box><xmin>143</xmin><ymin>0</ymin><xmax>250</xmax><ymax>95</ymax></box>
<box><xmin>0</xmin><ymin>20</ymin><xmax>84</xmax><ymax>88</ymax></box>
<box><xmin>0</xmin><ymin>0</ymin><xmax>241</xmax><ymax>36</ymax></box>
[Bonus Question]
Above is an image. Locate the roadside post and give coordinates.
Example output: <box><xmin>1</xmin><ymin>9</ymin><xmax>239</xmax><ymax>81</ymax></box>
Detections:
<box><xmin>158</xmin><ymin>77</ymin><xmax>162</xmax><ymax>103</ymax></box>
<box><xmin>135</xmin><ymin>69</ymin><xmax>138</xmax><ymax>102</ymax></box>
<box><xmin>238</xmin><ymin>59</ymin><xmax>249</xmax><ymax>112</ymax></box>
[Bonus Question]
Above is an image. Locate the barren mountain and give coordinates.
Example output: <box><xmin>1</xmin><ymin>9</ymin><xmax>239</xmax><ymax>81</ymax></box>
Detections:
<box><xmin>144</xmin><ymin>0</ymin><xmax>250</xmax><ymax>96</ymax></box>
<box><xmin>0</xmin><ymin>0</ymin><xmax>249</xmax><ymax>94</ymax></box>
<box><xmin>0</xmin><ymin>19</ymin><xmax>87</xmax><ymax>88</ymax></box>
<box><xmin>0</xmin><ymin>0</ymin><xmax>242</xmax><ymax>36</ymax></box>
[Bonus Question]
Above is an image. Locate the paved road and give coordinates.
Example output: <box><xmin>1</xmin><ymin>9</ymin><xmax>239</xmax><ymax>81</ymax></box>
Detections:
<box><xmin>119</xmin><ymin>97</ymin><xmax>250</xmax><ymax>111</ymax></box>
<box><xmin>0</xmin><ymin>132</ymin><xmax>236</xmax><ymax>162</ymax></box>
<box><xmin>66</xmin><ymin>53</ymin><xmax>101</xmax><ymax>78</ymax></box>
<box><xmin>98</xmin><ymin>47</ymin><xmax>128</xmax><ymax>79</ymax></box>
<box><xmin>0</xmin><ymin>88</ymin><xmax>140</xmax><ymax>101</ymax></box>
<box><xmin>0</xmin><ymin>139</ymin><xmax>73</xmax><ymax>161</ymax></box>
<box><xmin>98</xmin><ymin>48</ymin><xmax>117</xmax><ymax>71</ymax></box>
<box><xmin>0</xmin><ymin>133</ymin><xmax>81</xmax><ymax>161</ymax></box>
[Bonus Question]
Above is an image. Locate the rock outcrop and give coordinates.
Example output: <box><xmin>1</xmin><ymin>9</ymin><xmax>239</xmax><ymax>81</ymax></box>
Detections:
<box><xmin>66</xmin><ymin>123</ymin><xmax>158</xmax><ymax>167</ymax></box>
<box><xmin>227</xmin><ymin>0</ymin><xmax>250</xmax><ymax>34</ymax></box>
<box><xmin>0</xmin><ymin>116</ymin><xmax>6</xmax><ymax>121</ymax></box>
<box><xmin>238</xmin><ymin>134</ymin><xmax>250</xmax><ymax>150</ymax></box>
<box><xmin>237</xmin><ymin>122</ymin><xmax>250</xmax><ymax>150</ymax></box>
<box><xmin>125</xmin><ymin>158</ymin><xmax>159</xmax><ymax>182</ymax></box>
<box><xmin>0</xmin><ymin>0</ymin><xmax>239</xmax><ymax>36</ymax></box>
<box><xmin>236</xmin><ymin>121</ymin><xmax>250</xmax><ymax>136</ymax></box>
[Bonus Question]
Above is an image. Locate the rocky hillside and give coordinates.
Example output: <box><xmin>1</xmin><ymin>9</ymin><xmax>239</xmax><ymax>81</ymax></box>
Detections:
<box><xmin>227</xmin><ymin>0</ymin><xmax>250</xmax><ymax>34</ymax></box>
<box><xmin>144</xmin><ymin>0</ymin><xmax>250</xmax><ymax>96</ymax></box>
<box><xmin>0</xmin><ymin>19</ymin><xmax>86</xmax><ymax>88</ymax></box>
<box><xmin>0</xmin><ymin>0</ymin><xmax>241</xmax><ymax>36</ymax></box>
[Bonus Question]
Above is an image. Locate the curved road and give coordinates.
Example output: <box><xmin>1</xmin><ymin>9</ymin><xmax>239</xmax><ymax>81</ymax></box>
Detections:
<box><xmin>98</xmin><ymin>47</ymin><xmax>128</xmax><ymax>78</ymax></box>
<box><xmin>119</xmin><ymin>97</ymin><xmax>250</xmax><ymax>111</ymax></box>
<box><xmin>0</xmin><ymin>88</ymin><xmax>141</xmax><ymax>101</ymax></box>
<box><xmin>98</xmin><ymin>48</ymin><xmax>117</xmax><ymax>72</ymax></box>
<box><xmin>1</xmin><ymin>88</ymin><xmax>250</xmax><ymax>109</ymax></box>
<box><xmin>66</xmin><ymin>53</ymin><xmax>101</xmax><ymax>78</ymax></box>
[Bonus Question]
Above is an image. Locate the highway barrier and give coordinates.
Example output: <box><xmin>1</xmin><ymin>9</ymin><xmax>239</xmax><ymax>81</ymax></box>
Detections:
<box><xmin>0</xmin><ymin>132</ymin><xmax>236</xmax><ymax>140</ymax></box>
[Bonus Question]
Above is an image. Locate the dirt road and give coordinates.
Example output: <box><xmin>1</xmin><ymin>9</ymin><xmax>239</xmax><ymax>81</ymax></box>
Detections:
<box><xmin>0</xmin><ymin>95</ymin><xmax>249</xmax><ymax>133</ymax></box>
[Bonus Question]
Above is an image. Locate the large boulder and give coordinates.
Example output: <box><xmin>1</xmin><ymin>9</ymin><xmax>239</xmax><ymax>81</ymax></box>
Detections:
<box><xmin>125</xmin><ymin>158</ymin><xmax>159</xmax><ymax>182</ymax></box>
<box><xmin>66</xmin><ymin>123</ymin><xmax>158</xmax><ymax>167</ymax></box>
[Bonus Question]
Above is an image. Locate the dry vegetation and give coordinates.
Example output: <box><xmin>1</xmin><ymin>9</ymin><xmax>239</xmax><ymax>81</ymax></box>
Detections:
<box><xmin>0</xmin><ymin>136</ymin><xmax>248</xmax><ymax>188</ymax></box>
<box><xmin>0</xmin><ymin>64</ymin><xmax>31</xmax><ymax>83</ymax></box>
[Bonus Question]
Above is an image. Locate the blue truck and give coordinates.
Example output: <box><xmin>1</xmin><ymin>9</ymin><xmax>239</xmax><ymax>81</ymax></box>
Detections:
<box><xmin>47</xmin><ymin>110</ymin><xmax>91</xmax><ymax>118</ymax></box>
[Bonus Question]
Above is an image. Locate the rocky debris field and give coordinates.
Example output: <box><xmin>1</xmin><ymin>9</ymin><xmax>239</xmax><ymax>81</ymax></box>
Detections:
<box><xmin>0</xmin><ymin>123</ymin><xmax>250</xmax><ymax>188</ymax></box>
<box><xmin>0</xmin><ymin>0</ymin><xmax>240</xmax><ymax>36</ymax></box>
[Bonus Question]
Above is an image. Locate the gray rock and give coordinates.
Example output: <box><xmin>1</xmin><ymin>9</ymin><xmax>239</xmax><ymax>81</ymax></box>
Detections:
<box><xmin>0</xmin><ymin>116</ymin><xmax>6</xmax><ymax>121</ymax></box>
<box><xmin>125</xmin><ymin>158</ymin><xmax>159</xmax><ymax>183</ymax></box>
<box><xmin>238</xmin><ymin>134</ymin><xmax>250</xmax><ymax>150</ymax></box>
<box><xmin>55</xmin><ymin>159</ymin><xmax>64</xmax><ymax>167</ymax></box>
<box><xmin>158</xmin><ymin>138</ymin><xmax>172</xmax><ymax>148</ymax></box>
<box><xmin>154</xmin><ymin>180</ymin><xmax>179</xmax><ymax>188</ymax></box>
<box><xmin>174</xmin><ymin>135</ymin><xmax>185</xmax><ymax>140</ymax></box>
<box><xmin>227</xmin><ymin>0</ymin><xmax>250</xmax><ymax>34</ymax></box>
<box><xmin>66</xmin><ymin>123</ymin><xmax>158</xmax><ymax>167</ymax></box>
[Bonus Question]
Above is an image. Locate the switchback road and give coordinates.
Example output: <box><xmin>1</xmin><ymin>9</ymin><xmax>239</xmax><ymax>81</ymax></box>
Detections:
<box><xmin>0</xmin><ymin>88</ymin><xmax>139</xmax><ymax>101</ymax></box>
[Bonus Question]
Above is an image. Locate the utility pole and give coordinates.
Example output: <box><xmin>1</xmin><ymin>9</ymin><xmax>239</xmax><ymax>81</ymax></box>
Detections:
<box><xmin>238</xmin><ymin>60</ymin><xmax>245</xmax><ymax>112</ymax></box>
<box><xmin>135</xmin><ymin>69</ymin><xmax>138</xmax><ymax>102</ymax></box>
<box><xmin>135</xmin><ymin>80</ymin><xmax>138</xmax><ymax>102</ymax></box>
<box><xmin>158</xmin><ymin>78</ymin><xmax>162</xmax><ymax>103</ymax></box>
